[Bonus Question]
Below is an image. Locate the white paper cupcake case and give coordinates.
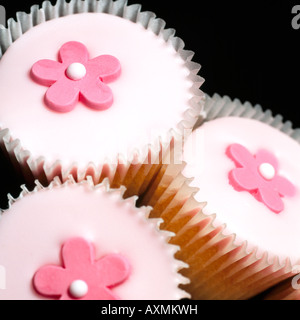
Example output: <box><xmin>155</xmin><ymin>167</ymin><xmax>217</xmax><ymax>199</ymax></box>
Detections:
<box><xmin>139</xmin><ymin>94</ymin><xmax>299</xmax><ymax>300</ymax></box>
<box><xmin>0</xmin><ymin>0</ymin><xmax>204</xmax><ymax>195</ymax></box>
<box><xmin>2</xmin><ymin>174</ymin><xmax>191</xmax><ymax>300</ymax></box>
<box><xmin>196</xmin><ymin>93</ymin><xmax>300</xmax><ymax>141</ymax></box>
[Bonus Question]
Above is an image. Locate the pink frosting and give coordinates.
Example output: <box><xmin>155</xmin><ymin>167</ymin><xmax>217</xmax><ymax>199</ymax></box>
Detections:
<box><xmin>0</xmin><ymin>13</ymin><xmax>195</xmax><ymax>167</ymax></box>
<box><xmin>0</xmin><ymin>183</ymin><xmax>184</xmax><ymax>300</ymax></box>
<box><xmin>183</xmin><ymin>117</ymin><xmax>300</xmax><ymax>265</ymax></box>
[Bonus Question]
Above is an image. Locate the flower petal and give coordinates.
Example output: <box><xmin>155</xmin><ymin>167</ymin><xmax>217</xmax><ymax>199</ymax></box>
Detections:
<box><xmin>86</xmin><ymin>286</ymin><xmax>119</xmax><ymax>300</ymax></box>
<box><xmin>227</xmin><ymin>144</ymin><xmax>256</xmax><ymax>168</ymax></box>
<box><xmin>62</xmin><ymin>238</ymin><xmax>94</xmax><ymax>271</ymax></box>
<box><xmin>256</xmin><ymin>149</ymin><xmax>279</xmax><ymax>171</ymax></box>
<box><xmin>229</xmin><ymin>167</ymin><xmax>259</xmax><ymax>191</ymax></box>
<box><xmin>33</xmin><ymin>265</ymin><xmax>68</xmax><ymax>298</ymax></box>
<box><xmin>45</xmin><ymin>78</ymin><xmax>80</xmax><ymax>113</ymax></box>
<box><xmin>272</xmin><ymin>175</ymin><xmax>296</xmax><ymax>197</ymax></box>
<box><xmin>31</xmin><ymin>59</ymin><xmax>65</xmax><ymax>86</ymax></box>
<box><xmin>84</xmin><ymin>286</ymin><xmax>119</xmax><ymax>300</ymax></box>
<box><xmin>80</xmin><ymin>78</ymin><xmax>113</xmax><ymax>110</ymax></box>
<box><xmin>87</xmin><ymin>55</ymin><xmax>121</xmax><ymax>83</ymax></box>
<box><xmin>59</xmin><ymin>41</ymin><xmax>89</xmax><ymax>64</ymax></box>
<box><xmin>94</xmin><ymin>254</ymin><xmax>131</xmax><ymax>288</ymax></box>
<box><xmin>257</xmin><ymin>186</ymin><xmax>284</xmax><ymax>213</ymax></box>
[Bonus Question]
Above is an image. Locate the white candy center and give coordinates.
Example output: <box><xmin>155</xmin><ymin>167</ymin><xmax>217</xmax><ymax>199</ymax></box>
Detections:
<box><xmin>258</xmin><ymin>163</ymin><xmax>275</xmax><ymax>180</ymax></box>
<box><xmin>66</xmin><ymin>63</ymin><xmax>87</xmax><ymax>80</ymax></box>
<box><xmin>69</xmin><ymin>279</ymin><xmax>88</xmax><ymax>298</ymax></box>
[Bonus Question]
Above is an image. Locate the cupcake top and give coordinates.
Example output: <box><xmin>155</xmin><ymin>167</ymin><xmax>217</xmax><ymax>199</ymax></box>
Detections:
<box><xmin>0</xmin><ymin>2</ymin><xmax>203</xmax><ymax>169</ymax></box>
<box><xmin>183</xmin><ymin>99</ymin><xmax>300</xmax><ymax>266</ymax></box>
<box><xmin>0</xmin><ymin>177</ymin><xmax>189</xmax><ymax>300</ymax></box>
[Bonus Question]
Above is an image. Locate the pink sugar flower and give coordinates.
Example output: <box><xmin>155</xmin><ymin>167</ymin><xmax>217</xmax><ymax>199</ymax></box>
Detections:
<box><xmin>227</xmin><ymin>143</ymin><xmax>296</xmax><ymax>213</ymax></box>
<box><xmin>31</xmin><ymin>41</ymin><xmax>121</xmax><ymax>113</ymax></box>
<box><xmin>33</xmin><ymin>238</ymin><xmax>131</xmax><ymax>300</ymax></box>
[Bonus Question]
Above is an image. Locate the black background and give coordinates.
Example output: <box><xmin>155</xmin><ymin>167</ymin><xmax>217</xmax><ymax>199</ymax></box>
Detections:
<box><xmin>0</xmin><ymin>0</ymin><xmax>300</xmax><ymax>206</ymax></box>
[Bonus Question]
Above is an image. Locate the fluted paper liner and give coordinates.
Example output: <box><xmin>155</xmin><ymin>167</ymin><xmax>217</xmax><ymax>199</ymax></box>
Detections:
<box><xmin>138</xmin><ymin>94</ymin><xmax>300</xmax><ymax>299</ymax></box>
<box><xmin>2</xmin><ymin>175</ymin><xmax>190</xmax><ymax>300</ymax></box>
<box><xmin>263</xmin><ymin>275</ymin><xmax>300</xmax><ymax>300</ymax></box>
<box><xmin>0</xmin><ymin>0</ymin><xmax>204</xmax><ymax>196</ymax></box>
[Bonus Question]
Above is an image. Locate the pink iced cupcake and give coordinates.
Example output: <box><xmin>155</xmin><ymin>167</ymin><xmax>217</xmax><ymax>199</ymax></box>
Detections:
<box><xmin>141</xmin><ymin>94</ymin><xmax>300</xmax><ymax>300</ymax></box>
<box><xmin>0</xmin><ymin>176</ymin><xmax>189</xmax><ymax>300</ymax></box>
<box><xmin>0</xmin><ymin>0</ymin><xmax>203</xmax><ymax>195</ymax></box>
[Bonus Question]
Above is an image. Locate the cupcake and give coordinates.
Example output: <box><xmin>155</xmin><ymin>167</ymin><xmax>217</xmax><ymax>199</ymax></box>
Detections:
<box><xmin>141</xmin><ymin>94</ymin><xmax>300</xmax><ymax>300</ymax></box>
<box><xmin>0</xmin><ymin>175</ymin><xmax>189</xmax><ymax>300</ymax></box>
<box><xmin>0</xmin><ymin>0</ymin><xmax>204</xmax><ymax>196</ymax></box>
